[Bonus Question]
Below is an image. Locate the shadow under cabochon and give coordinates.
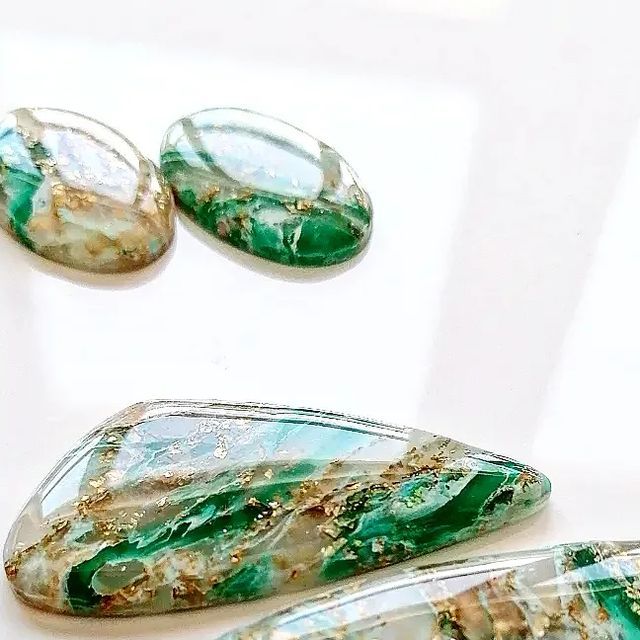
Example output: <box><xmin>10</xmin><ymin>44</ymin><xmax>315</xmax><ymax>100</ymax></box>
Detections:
<box><xmin>0</xmin><ymin>108</ymin><xmax>174</xmax><ymax>273</ymax></box>
<box><xmin>4</xmin><ymin>401</ymin><xmax>550</xmax><ymax>616</ymax></box>
<box><xmin>160</xmin><ymin>108</ymin><xmax>372</xmax><ymax>267</ymax></box>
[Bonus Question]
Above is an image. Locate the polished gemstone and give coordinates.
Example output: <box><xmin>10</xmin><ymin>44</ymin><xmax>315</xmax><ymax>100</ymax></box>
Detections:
<box><xmin>4</xmin><ymin>401</ymin><xmax>550</xmax><ymax>616</ymax></box>
<box><xmin>219</xmin><ymin>541</ymin><xmax>640</xmax><ymax>640</ymax></box>
<box><xmin>160</xmin><ymin>109</ymin><xmax>372</xmax><ymax>266</ymax></box>
<box><xmin>0</xmin><ymin>108</ymin><xmax>174</xmax><ymax>272</ymax></box>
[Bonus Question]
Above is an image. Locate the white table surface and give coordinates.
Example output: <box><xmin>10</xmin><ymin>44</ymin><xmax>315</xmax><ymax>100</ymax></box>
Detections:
<box><xmin>2</xmin><ymin>0</ymin><xmax>640</xmax><ymax>637</ymax></box>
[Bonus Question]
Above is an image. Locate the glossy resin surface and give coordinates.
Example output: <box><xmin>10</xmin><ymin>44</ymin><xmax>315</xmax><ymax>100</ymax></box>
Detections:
<box><xmin>0</xmin><ymin>108</ymin><xmax>174</xmax><ymax>272</ymax></box>
<box><xmin>4</xmin><ymin>401</ymin><xmax>550</xmax><ymax>616</ymax></box>
<box><xmin>161</xmin><ymin>109</ymin><xmax>372</xmax><ymax>266</ymax></box>
<box><xmin>219</xmin><ymin>541</ymin><xmax>640</xmax><ymax>640</ymax></box>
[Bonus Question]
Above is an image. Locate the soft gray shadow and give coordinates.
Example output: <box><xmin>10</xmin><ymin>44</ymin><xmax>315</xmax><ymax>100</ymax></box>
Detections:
<box><xmin>0</xmin><ymin>228</ymin><xmax>175</xmax><ymax>290</ymax></box>
<box><xmin>417</xmin><ymin>0</ymin><xmax>640</xmax><ymax>453</ymax></box>
<box><xmin>177</xmin><ymin>208</ymin><xmax>371</xmax><ymax>284</ymax></box>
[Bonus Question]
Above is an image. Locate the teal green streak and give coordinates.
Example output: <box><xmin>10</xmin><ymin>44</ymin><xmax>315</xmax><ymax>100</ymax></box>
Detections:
<box><xmin>160</xmin><ymin>151</ymin><xmax>371</xmax><ymax>267</ymax></box>
<box><xmin>16</xmin><ymin>404</ymin><xmax>550</xmax><ymax>616</ymax></box>
<box><xmin>321</xmin><ymin>465</ymin><xmax>520</xmax><ymax>581</ymax></box>
<box><xmin>65</xmin><ymin>462</ymin><xmax>316</xmax><ymax>612</ymax></box>
<box><xmin>0</xmin><ymin>165</ymin><xmax>43</xmax><ymax>248</ymax></box>
<box><xmin>571</xmin><ymin>546</ymin><xmax>640</xmax><ymax>637</ymax></box>
<box><xmin>63</xmin><ymin>454</ymin><xmax>544</xmax><ymax>612</ymax></box>
<box><xmin>178</xmin><ymin>190</ymin><xmax>367</xmax><ymax>267</ymax></box>
<box><xmin>206</xmin><ymin>556</ymin><xmax>274</xmax><ymax>603</ymax></box>
<box><xmin>0</xmin><ymin>135</ymin><xmax>49</xmax><ymax>248</ymax></box>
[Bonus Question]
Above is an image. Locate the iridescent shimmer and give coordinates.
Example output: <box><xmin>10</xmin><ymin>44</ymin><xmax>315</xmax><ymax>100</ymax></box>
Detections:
<box><xmin>219</xmin><ymin>542</ymin><xmax>640</xmax><ymax>640</ymax></box>
<box><xmin>4</xmin><ymin>401</ymin><xmax>550</xmax><ymax>616</ymax></box>
<box><xmin>0</xmin><ymin>108</ymin><xmax>174</xmax><ymax>272</ymax></box>
<box><xmin>161</xmin><ymin>109</ymin><xmax>372</xmax><ymax>266</ymax></box>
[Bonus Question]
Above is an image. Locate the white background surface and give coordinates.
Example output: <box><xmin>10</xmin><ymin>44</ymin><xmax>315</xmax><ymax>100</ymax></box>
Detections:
<box><xmin>2</xmin><ymin>0</ymin><xmax>640</xmax><ymax>637</ymax></box>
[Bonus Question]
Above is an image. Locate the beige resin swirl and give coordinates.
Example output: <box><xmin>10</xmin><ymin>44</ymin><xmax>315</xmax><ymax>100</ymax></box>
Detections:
<box><xmin>0</xmin><ymin>108</ymin><xmax>174</xmax><ymax>273</ymax></box>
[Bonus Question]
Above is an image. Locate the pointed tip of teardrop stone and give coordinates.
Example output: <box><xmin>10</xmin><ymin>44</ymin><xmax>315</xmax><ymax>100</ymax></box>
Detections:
<box><xmin>160</xmin><ymin>108</ymin><xmax>372</xmax><ymax>267</ymax></box>
<box><xmin>0</xmin><ymin>108</ymin><xmax>174</xmax><ymax>273</ymax></box>
<box><xmin>4</xmin><ymin>401</ymin><xmax>550</xmax><ymax>616</ymax></box>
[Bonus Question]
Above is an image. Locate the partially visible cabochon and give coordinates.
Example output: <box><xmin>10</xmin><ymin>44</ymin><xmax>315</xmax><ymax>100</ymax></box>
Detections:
<box><xmin>160</xmin><ymin>109</ymin><xmax>372</xmax><ymax>267</ymax></box>
<box><xmin>4</xmin><ymin>401</ymin><xmax>551</xmax><ymax>616</ymax></box>
<box><xmin>0</xmin><ymin>108</ymin><xmax>174</xmax><ymax>272</ymax></box>
<box><xmin>216</xmin><ymin>541</ymin><xmax>640</xmax><ymax>640</ymax></box>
